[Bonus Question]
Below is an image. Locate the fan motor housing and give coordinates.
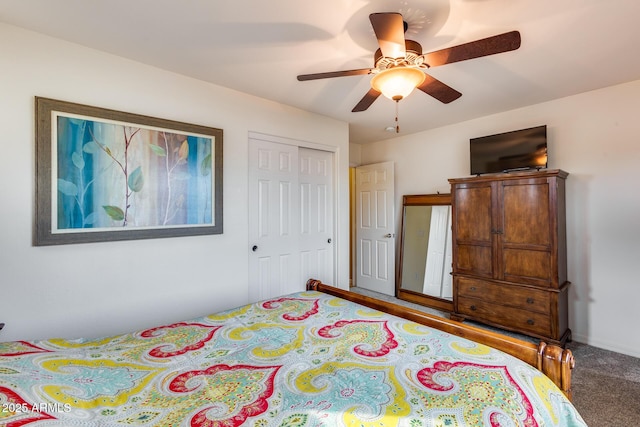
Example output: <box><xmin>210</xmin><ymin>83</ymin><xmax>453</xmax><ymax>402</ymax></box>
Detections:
<box><xmin>374</xmin><ymin>40</ymin><xmax>423</xmax><ymax>69</ymax></box>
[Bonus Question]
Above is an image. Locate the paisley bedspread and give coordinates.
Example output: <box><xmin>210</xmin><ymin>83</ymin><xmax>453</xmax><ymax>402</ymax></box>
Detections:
<box><xmin>0</xmin><ymin>291</ymin><xmax>586</xmax><ymax>426</ymax></box>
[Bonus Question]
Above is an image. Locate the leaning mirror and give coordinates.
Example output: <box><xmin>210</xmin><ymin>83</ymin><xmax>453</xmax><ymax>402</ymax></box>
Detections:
<box><xmin>396</xmin><ymin>194</ymin><xmax>453</xmax><ymax>312</ymax></box>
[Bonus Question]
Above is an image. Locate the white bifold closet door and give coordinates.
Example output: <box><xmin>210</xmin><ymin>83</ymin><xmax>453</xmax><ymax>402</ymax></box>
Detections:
<box><xmin>248</xmin><ymin>137</ymin><xmax>334</xmax><ymax>302</ymax></box>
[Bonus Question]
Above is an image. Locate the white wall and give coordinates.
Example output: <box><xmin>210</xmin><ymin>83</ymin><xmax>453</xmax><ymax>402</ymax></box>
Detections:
<box><xmin>0</xmin><ymin>23</ymin><xmax>350</xmax><ymax>342</ymax></box>
<box><xmin>356</xmin><ymin>80</ymin><xmax>640</xmax><ymax>358</ymax></box>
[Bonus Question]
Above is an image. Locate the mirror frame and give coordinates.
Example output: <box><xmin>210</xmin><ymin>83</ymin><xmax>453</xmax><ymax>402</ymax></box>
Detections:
<box><xmin>396</xmin><ymin>193</ymin><xmax>454</xmax><ymax>313</ymax></box>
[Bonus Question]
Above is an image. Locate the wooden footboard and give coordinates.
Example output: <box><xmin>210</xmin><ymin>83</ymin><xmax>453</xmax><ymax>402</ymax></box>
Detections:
<box><xmin>306</xmin><ymin>279</ymin><xmax>574</xmax><ymax>400</ymax></box>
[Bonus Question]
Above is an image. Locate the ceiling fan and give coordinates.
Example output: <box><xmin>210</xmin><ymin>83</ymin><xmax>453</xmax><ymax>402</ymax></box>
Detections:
<box><xmin>297</xmin><ymin>12</ymin><xmax>521</xmax><ymax>113</ymax></box>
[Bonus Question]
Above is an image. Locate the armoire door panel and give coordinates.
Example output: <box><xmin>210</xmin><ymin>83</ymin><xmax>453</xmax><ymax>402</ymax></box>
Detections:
<box><xmin>502</xmin><ymin>182</ymin><xmax>551</xmax><ymax>246</ymax></box>
<box><xmin>455</xmin><ymin>244</ymin><xmax>493</xmax><ymax>277</ymax></box>
<box><xmin>454</xmin><ymin>186</ymin><xmax>493</xmax><ymax>242</ymax></box>
<box><xmin>502</xmin><ymin>248</ymin><xmax>552</xmax><ymax>286</ymax></box>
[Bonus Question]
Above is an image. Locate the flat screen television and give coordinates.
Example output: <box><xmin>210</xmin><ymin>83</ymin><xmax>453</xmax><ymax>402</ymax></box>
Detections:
<box><xmin>470</xmin><ymin>125</ymin><xmax>547</xmax><ymax>175</ymax></box>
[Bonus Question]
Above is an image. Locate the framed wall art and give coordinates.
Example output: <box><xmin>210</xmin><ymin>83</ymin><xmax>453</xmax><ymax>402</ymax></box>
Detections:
<box><xmin>34</xmin><ymin>97</ymin><xmax>223</xmax><ymax>245</ymax></box>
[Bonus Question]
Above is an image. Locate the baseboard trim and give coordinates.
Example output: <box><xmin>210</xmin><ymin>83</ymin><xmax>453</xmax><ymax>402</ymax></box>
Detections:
<box><xmin>572</xmin><ymin>333</ymin><xmax>640</xmax><ymax>359</ymax></box>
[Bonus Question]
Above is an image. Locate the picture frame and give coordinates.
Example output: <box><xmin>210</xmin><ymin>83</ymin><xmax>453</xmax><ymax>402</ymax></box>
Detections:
<box><xmin>34</xmin><ymin>97</ymin><xmax>223</xmax><ymax>246</ymax></box>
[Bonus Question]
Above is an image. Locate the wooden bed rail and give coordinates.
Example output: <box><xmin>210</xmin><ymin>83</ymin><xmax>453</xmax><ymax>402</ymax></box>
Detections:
<box><xmin>306</xmin><ymin>279</ymin><xmax>574</xmax><ymax>400</ymax></box>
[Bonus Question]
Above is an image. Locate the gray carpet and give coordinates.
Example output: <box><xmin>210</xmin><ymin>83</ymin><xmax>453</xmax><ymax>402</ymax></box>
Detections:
<box><xmin>350</xmin><ymin>287</ymin><xmax>640</xmax><ymax>426</ymax></box>
<box><xmin>567</xmin><ymin>341</ymin><xmax>640</xmax><ymax>425</ymax></box>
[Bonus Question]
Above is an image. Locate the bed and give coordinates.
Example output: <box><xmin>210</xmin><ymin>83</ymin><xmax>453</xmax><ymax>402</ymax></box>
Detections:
<box><xmin>0</xmin><ymin>279</ymin><xmax>586</xmax><ymax>426</ymax></box>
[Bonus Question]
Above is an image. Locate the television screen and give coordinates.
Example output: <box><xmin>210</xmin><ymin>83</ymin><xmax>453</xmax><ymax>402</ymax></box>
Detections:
<box><xmin>470</xmin><ymin>125</ymin><xmax>547</xmax><ymax>175</ymax></box>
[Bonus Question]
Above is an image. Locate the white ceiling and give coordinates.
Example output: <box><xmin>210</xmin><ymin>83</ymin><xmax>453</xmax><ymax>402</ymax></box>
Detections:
<box><xmin>1</xmin><ymin>0</ymin><xmax>639</xmax><ymax>144</ymax></box>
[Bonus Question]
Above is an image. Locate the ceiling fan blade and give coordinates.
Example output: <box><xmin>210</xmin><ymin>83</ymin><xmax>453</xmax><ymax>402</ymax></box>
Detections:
<box><xmin>369</xmin><ymin>12</ymin><xmax>406</xmax><ymax>59</ymax></box>
<box><xmin>352</xmin><ymin>88</ymin><xmax>381</xmax><ymax>112</ymax></box>
<box><xmin>297</xmin><ymin>68</ymin><xmax>374</xmax><ymax>81</ymax></box>
<box><xmin>417</xmin><ymin>75</ymin><xmax>462</xmax><ymax>104</ymax></box>
<box><xmin>422</xmin><ymin>30</ymin><xmax>521</xmax><ymax>67</ymax></box>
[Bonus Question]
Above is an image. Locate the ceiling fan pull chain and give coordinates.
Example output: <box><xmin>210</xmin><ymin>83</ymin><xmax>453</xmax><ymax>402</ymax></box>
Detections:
<box><xmin>395</xmin><ymin>100</ymin><xmax>400</xmax><ymax>133</ymax></box>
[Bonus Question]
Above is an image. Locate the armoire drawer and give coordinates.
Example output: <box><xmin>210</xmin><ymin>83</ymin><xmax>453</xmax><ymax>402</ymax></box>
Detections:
<box><xmin>457</xmin><ymin>296</ymin><xmax>551</xmax><ymax>337</ymax></box>
<box><xmin>456</xmin><ymin>277</ymin><xmax>550</xmax><ymax>314</ymax></box>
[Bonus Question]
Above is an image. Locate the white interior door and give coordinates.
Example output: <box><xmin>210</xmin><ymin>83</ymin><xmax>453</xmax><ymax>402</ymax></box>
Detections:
<box><xmin>248</xmin><ymin>139</ymin><xmax>300</xmax><ymax>302</ymax></box>
<box><xmin>248</xmin><ymin>137</ymin><xmax>334</xmax><ymax>302</ymax></box>
<box><xmin>298</xmin><ymin>148</ymin><xmax>334</xmax><ymax>285</ymax></box>
<box><xmin>355</xmin><ymin>161</ymin><xmax>395</xmax><ymax>295</ymax></box>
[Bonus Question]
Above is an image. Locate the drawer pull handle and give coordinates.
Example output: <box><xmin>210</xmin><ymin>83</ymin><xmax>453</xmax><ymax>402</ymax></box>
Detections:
<box><xmin>470</xmin><ymin>305</ymin><xmax>477</xmax><ymax>311</ymax></box>
<box><xmin>526</xmin><ymin>298</ymin><xmax>534</xmax><ymax>304</ymax></box>
<box><xmin>527</xmin><ymin>319</ymin><xmax>535</xmax><ymax>325</ymax></box>
<box><xmin>470</xmin><ymin>287</ymin><xmax>477</xmax><ymax>292</ymax></box>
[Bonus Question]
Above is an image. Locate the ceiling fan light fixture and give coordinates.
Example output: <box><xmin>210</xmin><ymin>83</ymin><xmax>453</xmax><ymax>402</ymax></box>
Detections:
<box><xmin>370</xmin><ymin>67</ymin><xmax>426</xmax><ymax>101</ymax></box>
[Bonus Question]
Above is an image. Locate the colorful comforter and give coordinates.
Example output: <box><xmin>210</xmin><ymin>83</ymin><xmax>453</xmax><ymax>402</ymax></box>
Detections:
<box><xmin>0</xmin><ymin>291</ymin><xmax>586</xmax><ymax>426</ymax></box>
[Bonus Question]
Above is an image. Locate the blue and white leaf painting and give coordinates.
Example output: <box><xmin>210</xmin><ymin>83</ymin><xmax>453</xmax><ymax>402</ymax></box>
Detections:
<box><xmin>54</xmin><ymin>114</ymin><xmax>213</xmax><ymax>232</ymax></box>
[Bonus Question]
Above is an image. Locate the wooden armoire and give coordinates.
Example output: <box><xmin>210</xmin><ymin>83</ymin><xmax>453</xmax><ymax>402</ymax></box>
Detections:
<box><xmin>449</xmin><ymin>169</ymin><xmax>570</xmax><ymax>346</ymax></box>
